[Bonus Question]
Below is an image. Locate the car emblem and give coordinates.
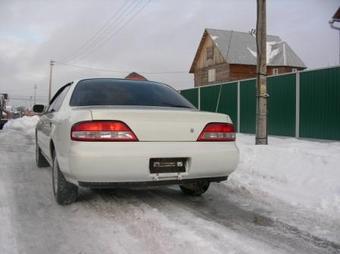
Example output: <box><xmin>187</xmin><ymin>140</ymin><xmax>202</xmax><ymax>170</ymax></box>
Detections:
<box><xmin>190</xmin><ymin>128</ymin><xmax>194</xmax><ymax>133</ymax></box>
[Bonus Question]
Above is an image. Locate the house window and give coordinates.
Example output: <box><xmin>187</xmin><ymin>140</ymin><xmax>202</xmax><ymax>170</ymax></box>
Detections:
<box><xmin>206</xmin><ymin>47</ymin><xmax>214</xmax><ymax>61</ymax></box>
<box><xmin>292</xmin><ymin>68</ymin><xmax>297</xmax><ymax>73</ymax></box>
<box><xmin>208</xmin><ymin>69</ymin><xmax>216</xmax><ymax>82</ymax></box>
<box><xmin>272</xmin><ymin>68</ymin><xmax>279</xmax><ymax>75</ymax></box>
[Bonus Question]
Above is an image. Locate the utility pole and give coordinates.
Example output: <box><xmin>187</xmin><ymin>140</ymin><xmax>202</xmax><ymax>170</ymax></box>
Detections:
<box><xmin>329</xmin><ymin>7</ymin><xmax>340</xmax><ymax>64</ymax></box>
<box><xmin>33</xmin><ymin>84</ymin><xmax>37</xmax><ymax>105</ymax></box>
<box><xmin>48</xmin><ymin>60</ymin><xmax>55</xmax><ymax>104</ymax></box>
<box><xmin>255</xmin><ymin>0</ymin><xmax>268</xmax><ymax>145</ymax></box>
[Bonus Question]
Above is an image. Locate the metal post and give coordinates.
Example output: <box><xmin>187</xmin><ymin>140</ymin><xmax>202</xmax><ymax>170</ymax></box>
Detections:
<box><xmin>237</xmin><ymin>80</ymin><xmax>240</xmax><ymax>133</ymax></box>
<box><xmin>255</xmin><ymin>0</ymin><xmax>268</xmax><ymax>145</ymax></box>
<box><xmin>329</xmin><ymin>9</ymin><xmax>340</xmax><ymax>64</ymax></box>
<box><xmin>295</xmin><ymin>72</ymin><xmax>300</xmax><ymax>138</ymax></box>
<box><xmin>48</xmin><ymin>60</ymin><xmax>55</xmax><ymax>104</ymax></box>
<box><xmin>33</xmin><ymin>84</ymin><xmax>37</xmax><ymax>105</ymax></box>
<box><xmin>198</xmin><ymin>86</ymin><xmax>201</xmax><ymax>110</ymax></box>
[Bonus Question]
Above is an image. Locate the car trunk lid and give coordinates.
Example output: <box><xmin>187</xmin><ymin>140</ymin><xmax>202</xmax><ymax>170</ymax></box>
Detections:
<box><xmin>89</xmin><ymin>107</ymin><xmax>231</xmax><ymax>142</ymax></box>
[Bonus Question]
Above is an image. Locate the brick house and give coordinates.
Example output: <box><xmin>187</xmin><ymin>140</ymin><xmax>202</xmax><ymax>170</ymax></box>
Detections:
<box><xmin>189</xmin><ymin>29</ymin><xmax>306</xmax><ymax>87</ymax></box>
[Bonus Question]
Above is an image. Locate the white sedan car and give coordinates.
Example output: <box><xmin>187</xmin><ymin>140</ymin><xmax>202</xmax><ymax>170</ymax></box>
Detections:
<box><xmin>34</xmin><ymin>78</ymin><xmax>239</xmax><ymax>205</ymax></box>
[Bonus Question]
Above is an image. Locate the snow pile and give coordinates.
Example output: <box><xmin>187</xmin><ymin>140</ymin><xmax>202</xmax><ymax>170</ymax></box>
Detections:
<box><xmin>3</xmin><ymin>115</ymin><xmax>39</xmax><ymax>136</ymax></box>
<box><xmin>230</xmin><ymin>134</ymin><xmax>340</xmax><ymax>219</ymax></box>
<box><xmin>247</xmin><ymin>41</ymin><xmax>282</xmax><ymax>64</ymax></box>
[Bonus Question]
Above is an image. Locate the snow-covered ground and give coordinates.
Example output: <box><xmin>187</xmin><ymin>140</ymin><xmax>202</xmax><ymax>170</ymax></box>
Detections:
<box><xmin>231</xmin><ymin>134</ymin><xmax>340</xmax><ymax>221</ymax></box>
<box><xmin>1</xmin><ymin>116</ymin><xmax>339</xmax><ymax>253</ymax></box>
<box><xmin>4</xmin><ymin>116</ymin><xmax>339</xmax><ymax>221</ymax></box>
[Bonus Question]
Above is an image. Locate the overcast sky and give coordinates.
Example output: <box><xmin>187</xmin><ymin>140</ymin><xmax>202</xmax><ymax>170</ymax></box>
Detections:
<box><xmin>0</xmin><ymin>0</ymin><xmax>339</xmax><ymax>107</ymax></box>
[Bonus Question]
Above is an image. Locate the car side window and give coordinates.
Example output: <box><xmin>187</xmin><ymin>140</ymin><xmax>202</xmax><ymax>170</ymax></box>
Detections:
<box><xmin>48</xmin><ymin>85</ymin><xmax>71</xmax><ymax>112</ymax></box>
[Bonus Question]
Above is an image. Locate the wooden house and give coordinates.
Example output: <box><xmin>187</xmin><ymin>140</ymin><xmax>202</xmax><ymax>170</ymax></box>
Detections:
<box><xmin>189</xmin><ymin>29</ymin><xmax>306</xmax><ymax>87</ymax></box>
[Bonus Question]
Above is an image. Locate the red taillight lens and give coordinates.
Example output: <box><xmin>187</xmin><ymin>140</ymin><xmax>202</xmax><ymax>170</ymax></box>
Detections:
<box><xmin>71</xmin><ymin>121</ymin><xmax>138</xmax><ymax>141</ymax></box>
<box><xmin>197</xmin><ymin>123</ymin><xmax>236</xmax><ymax>142</ymax></box>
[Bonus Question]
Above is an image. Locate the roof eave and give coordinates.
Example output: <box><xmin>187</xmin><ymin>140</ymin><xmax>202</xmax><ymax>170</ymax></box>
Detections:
<box><xmin>189</xmin><ymin>29</ymin><xmax>209</xmax><ymax>73</ymax></box>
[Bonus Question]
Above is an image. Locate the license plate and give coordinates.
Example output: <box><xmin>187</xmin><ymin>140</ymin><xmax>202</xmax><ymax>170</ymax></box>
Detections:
<box><xmin>149</xmin><ymin>158</ymin><xmax>187</xmax><ymax>173</ymax></box>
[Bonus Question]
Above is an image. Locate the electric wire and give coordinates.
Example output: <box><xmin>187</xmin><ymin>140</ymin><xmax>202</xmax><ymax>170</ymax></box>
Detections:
<box><xmin>65</xmin><ymin>0</ymin><xmax>148</xmax><ymax>63</ymax></box>
<box><xmin>55</xmin><ymin>61</ymin><xmax>188</xmax><ymax>75</ymax></box>
<box><xmin>72</xmin><ymin>0</ymin><xmax>150</xmax><ymax>62</ymax></box>
<box><xmin>63</xmin><ymin>0</ymin><xmax>138</xmax><ymax>63</ymax></box>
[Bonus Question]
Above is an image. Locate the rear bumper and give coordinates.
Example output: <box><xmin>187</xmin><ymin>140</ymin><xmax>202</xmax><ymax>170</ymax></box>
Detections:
<box><xmin>60</xmin><ymin>141</ymin><xmax>239</xmax><ymax>185</ymax></box>
<box><xmin>79</xmin><ymin>176</ymin><xmax>228</xmax><ymax>188</ymax></box>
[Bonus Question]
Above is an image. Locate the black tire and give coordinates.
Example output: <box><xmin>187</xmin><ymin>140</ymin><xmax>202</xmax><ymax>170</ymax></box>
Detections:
<box><xmin>35</xmin><ymin>140</ymin><xmax>49</xmax><ymax>168</ymax></box>
<box><xmin>52</xmin><ymin>155</ymin><xmax>78</xmax><ymax>205</ymax></box>
<box><xmin>180</xmin><ymin>181</ymin><xmax>210</xmax><ymax>196</ymax></box>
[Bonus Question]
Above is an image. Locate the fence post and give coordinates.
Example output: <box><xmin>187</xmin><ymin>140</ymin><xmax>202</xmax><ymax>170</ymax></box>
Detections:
<box><xmin>198</xmin><ymin>87</ymin><xmax>201</xmax><ymax>110</ymax></box>
<box><xmin>237</xmin><ymin>81</ymin><xmax>241</xmax><ymax>133</ymax></box>
<box><xmin>295</xmin><ymin>72</ymin><xmax>300</xmax><ymax>138</ymax></box>
<box><xmin>215</xmin><ymin>85</ymin><xmax>223</xmax><ymax>112</ymax></box>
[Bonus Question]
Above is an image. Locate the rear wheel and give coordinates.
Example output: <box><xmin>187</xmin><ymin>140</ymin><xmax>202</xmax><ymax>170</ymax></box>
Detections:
<box><xmin>52</xmin><ymin>155</ymin><xmax>78</xmax><ymax>205</ymax></box>
<box><xmin>180</xmin><ymin>181</ymin><xmax>210</xmax><ymax>196</ymax></box>
<box><xmin>35</xmin><ymin>140</ymin><xmax>49</xmax><ymax>168</ymax></box>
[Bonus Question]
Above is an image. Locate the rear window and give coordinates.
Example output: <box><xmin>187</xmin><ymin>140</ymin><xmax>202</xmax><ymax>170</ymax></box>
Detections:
<box><xmin>70</xmin><ymin>79</ymin><xmax>195</xmax><ymax>108</ymax></box>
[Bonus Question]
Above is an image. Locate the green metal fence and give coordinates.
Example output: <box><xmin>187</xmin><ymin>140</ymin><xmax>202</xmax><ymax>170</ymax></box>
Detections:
<box><xmin>180</xmin><ymin>88</ymin><xmax>198</xmax><ymax>108</ymax></box>
<box><xmin>239</xmin><ymin>79</ymin><xmax>256</xmax><ymax>134</ymax></box>
<box><xmin>299</xmin><ymin>66</ymin><xmax>340</xmax><ymax>140</ymax></box>
<box><xmin>216</xmin><ymin>82</ymin><xmax>238</xmax><ymax>130</ymax></box>
<box><xmin>267</xmin><ymin>73</ymin><xmax>296</xmax><ymax>137</ymax></box>
<box><xmin>180</xmin><ymin>66</ymin><xmax>340</xmax><ymax>141</ymax></box>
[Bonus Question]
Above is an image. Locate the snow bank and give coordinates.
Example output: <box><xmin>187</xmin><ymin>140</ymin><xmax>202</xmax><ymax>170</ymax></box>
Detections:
<box><xmin>229</xmin><ymin>134</ymin><xmax>340</xmax><ymax>219</ymax></box>
<box><xmin>3</xmin><ymin>115</ymin><xmax>39</xmax><ymax>137</ymax></box>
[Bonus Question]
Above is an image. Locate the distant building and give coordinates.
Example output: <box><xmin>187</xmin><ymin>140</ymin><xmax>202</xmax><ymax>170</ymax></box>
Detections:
<box><xmin>125</xmin><ymin>72</ymin><xmax>147</xmax><ymax>81</ymax></box>
<box><xmin>189</xmin><ymin>29</ymin><xmax>306</xmax><ymax>87</ymax></box>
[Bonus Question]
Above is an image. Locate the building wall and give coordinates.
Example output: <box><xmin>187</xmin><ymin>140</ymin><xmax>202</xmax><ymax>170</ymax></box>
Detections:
<box><xmin>194</xmin><ymin>63</ymin><xmax>230</xmax><ymax>87</ymax></box>
<box><xmin>194</xmin><ymin>64</ymin><xmax>304</xmax><ymax>86</ymax></box>
<box><xmin>194</xmin><ymin>35</ymin><xmax>225</xmax><ymax>70</ymax></box>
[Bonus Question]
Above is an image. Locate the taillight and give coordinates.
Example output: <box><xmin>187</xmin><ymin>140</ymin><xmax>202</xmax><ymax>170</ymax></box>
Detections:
<box><xmin>197</xmin><ymin>123</ymin><xmax>236</xmax><ymax>142</ymax></box>
<box><xmin>71</xmin><ymin>121</ymin><xmax>138</xmax><ymax>141</ymax></box>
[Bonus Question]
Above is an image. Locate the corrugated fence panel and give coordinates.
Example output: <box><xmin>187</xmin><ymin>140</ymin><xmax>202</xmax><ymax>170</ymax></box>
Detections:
<box><xmin>180</xmin><ymin>88</ymin><xmax>198</xmax><ymax>108</ymax></box>
<box><xmin>240</xmin><ymin>79</ymin><xmax>256</xmax><ymax>133</ymax></box>
<box><xmin>267</xmin><ymin>74</ymin><xmax>296</xmax><ymax>136</ymax></box>
<box><xmin>217</xmin><ymin>82</ymin><xmax>238</xmax><ymax>129</ymax></box>
<box><xmin>300</xmin><ymin>67</ymin><xmax>340</xmax><ymax>140</ymax></box>
<box><xmin>200</xmin><ymin>85</ymin><xmax>221</xmax><ymax>112</ymax></box>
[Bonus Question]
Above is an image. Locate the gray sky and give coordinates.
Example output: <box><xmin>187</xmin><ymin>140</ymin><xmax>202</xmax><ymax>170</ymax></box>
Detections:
<box><xmin>0</xmin><ymin>0</ymin><xmax>339</xmax><ymax>107</ymax></box>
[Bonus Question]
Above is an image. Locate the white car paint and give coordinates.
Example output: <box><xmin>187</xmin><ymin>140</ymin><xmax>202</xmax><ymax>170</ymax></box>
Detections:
<box><xmin>36</xmin><ymin>79</ymin><xmax>239</xmax><ymax>186</ymax></box>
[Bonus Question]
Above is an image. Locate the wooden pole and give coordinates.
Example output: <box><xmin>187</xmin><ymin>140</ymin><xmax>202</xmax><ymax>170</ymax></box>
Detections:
<box><xmin>255</xmin><ymin>0</ymin><xmax>268</xmax><ymax>145</ymax></box>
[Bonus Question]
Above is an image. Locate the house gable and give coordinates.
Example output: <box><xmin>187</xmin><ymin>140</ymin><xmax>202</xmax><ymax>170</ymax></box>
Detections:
<box><xmin>189</xmin><ymin>30</ymin><xmax>226</xmax><ymax>73</ymax></box>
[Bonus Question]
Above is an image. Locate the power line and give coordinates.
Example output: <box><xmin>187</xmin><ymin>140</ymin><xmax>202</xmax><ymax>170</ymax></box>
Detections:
<box><xmin>63</xmin><ymin>0</ymin><xmax>138</xmax><ymax>63</ymax></box>
<box><xmin>68</xmin><ymin>0</ymin><xmax>150</xmax><ymax>62</ymax></box>
<box><xmin>65</xmin><ymin>0</ymin><xmax>146</xmax><ymax>63</ymax></box>
<box><xmin>55</xmin><ymin>61</ymin><xmax>188</xmax><ymax>75</ymax></box>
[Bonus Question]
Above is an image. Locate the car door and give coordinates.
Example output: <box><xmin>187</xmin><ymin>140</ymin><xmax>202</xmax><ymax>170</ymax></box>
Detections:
<box><xmin>37</xmin><ymin>85</ymin><xmax>71</xmax><ymax>160</ymax></box>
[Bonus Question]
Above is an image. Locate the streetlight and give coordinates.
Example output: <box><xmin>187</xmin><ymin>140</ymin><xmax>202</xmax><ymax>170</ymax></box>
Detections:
<box><xmin>329</xmin><ymin>7</ymin><xmax>340</xmax><ymax>64</ymax></box>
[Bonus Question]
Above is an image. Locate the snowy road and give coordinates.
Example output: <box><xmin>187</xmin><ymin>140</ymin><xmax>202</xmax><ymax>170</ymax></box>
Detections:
<box><xmin>1</xmin><ymin>129</ymin><xmax>339</xmax><ymax>254</ymax></box>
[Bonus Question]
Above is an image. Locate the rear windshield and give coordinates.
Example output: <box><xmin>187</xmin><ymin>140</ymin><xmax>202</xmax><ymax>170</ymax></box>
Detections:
<box><xmin>69</xmin><ymin>79</ymin><xmax>195</xmax><ymax>108</ymax></box>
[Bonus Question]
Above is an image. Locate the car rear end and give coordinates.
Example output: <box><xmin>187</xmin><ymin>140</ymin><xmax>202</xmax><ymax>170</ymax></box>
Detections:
<box><xmin>63</xmin><ymin>79</ymin><xmax>239</xmax><ymax>187</ymax></box>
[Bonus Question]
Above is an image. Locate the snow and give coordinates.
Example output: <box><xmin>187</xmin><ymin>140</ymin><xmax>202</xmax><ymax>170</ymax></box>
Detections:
<box><xmin>3</xmin><ymin>116</ymin><xmax>340</xmax><ymax>220</ymax></box>
<box><xmin>230</xmin><ymin>134</ymin><xmax>340</xmax><ymax>220</ymax></box>
<box><xmin>247</xmin><ymin>46</ymin><xmax>257</xmax><ymax>58</ymax></box>
<box><xmin>3</xmin><ymin>115</ymin><xmax>39</xmax><ymax>136</ymax></box>
<box><xmin>211</xmin><ymin>35</ymin><xmax>219</xmax><ymax>40</ymax></box>
<box><xmin>247</xmin><ymin>41</ymin><xmax>282</xmax><ymax>64</ymax></box>
<box><xmin>0</xmin><ymin>117</ymin><xmax>339</xmax><ymax>253</ymax></box>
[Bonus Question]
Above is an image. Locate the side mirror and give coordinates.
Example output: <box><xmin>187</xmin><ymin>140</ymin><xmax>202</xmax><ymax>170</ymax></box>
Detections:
<box><xmin>33</xmin><ymin>104</ymin><xmax>46</xmax><ymax>113</ymax></box>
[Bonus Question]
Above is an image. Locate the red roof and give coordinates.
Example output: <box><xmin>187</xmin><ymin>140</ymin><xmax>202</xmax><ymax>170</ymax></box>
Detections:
<box><xmin>125</xmin><ymin>72</ymin><xmax>147</xmax><ymax>81</ymax></box>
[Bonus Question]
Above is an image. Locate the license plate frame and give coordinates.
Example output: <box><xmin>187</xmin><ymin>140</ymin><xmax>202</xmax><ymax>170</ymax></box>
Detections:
<box><xmin>149</xmin><ymin>157</ymin><xmax>187</xmax><ymax>174</ymax></box>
